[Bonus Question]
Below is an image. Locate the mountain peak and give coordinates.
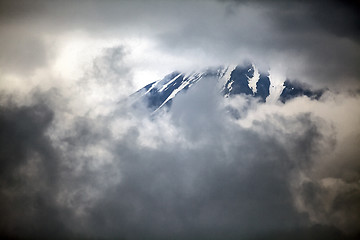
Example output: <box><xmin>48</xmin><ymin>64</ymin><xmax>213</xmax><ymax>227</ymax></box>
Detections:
<box><xmin>132</xmin><ymin>64</ymin><xmax>324</xmax><ymax>112</ymax></box>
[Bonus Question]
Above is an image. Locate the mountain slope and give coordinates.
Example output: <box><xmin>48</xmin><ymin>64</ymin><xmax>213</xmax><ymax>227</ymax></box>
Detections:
<box><xmin>132</xmin><ymin>64</ymin><xmax>324</xmax><ymax>111</ymax></box>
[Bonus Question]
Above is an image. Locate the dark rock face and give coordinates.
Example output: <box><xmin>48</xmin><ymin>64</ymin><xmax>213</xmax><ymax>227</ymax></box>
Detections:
<box><xmin>223</xmin><ymin>64</ymin><xmax>254</xmax><ymax>96</ymax></box>
<box><xmin>280</xmin><ymin>80</ymin><xmax>324</xmax><ymax>103</ymax></box>
<box><xmin>255</xmin><ymin>72</ymin><xmax>271</xmax><ymax>102</ymax></box>
<box><xmin>146</xmin><ymin>72</ymin><xmax>184</xmax><ymax>110</ymax></box>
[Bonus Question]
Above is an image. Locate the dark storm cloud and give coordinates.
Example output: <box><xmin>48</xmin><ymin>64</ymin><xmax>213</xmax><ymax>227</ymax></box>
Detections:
<box><xmin>0</xmin><ymin>102</ymin><xmax>55</xmax><ymax>184</ymax></box>
<box><xmin>0</xmin><ymin>0</ymin><xmax>359</xmax><ymax>88</ymax></box>
<box><xmin>162</xmin><ymin>0</ymin><xmax>360</xmax><ymax>87</ymax></box>
<box><xmin>54</xmin><ymin>84</ymin><xmax>339</xmax><ymax>239</ymax></box>
<box><xmin>0</xmin><ymin>101</ymin><xmax>73</xmax><ymax>239</ymax></box>
<box><xmin>225</xmin><ymin>0</ymin><xmax>360</xmax><ymax>41</ymax></box>
<box><xmin>216</xmin><ymin>0</ymin><xmax>360</xmax><ymax>86</ymax></box>
<box><xmin>1</xmin><ymin>75</ymin><xmax>360</xmax><ymax>239</ymax></box>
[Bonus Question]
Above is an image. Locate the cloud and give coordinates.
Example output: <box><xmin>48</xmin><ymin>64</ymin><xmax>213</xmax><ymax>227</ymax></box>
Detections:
<box><xmin>0</xmin><ymin>1</ymin><xmax>359</xmax><ymax>239</ymax></box>
<box><xmin>0</xmin><ymin>28</ymin><xmax>49</xmax><ymax>75</ymax></box>
<box><xmin>1</xmin><ymin>71</ymin><xmax>360</xmax><ymax>239</ymax></box>
<box><xmin>0</xmin><ymin>0</ymin><xmax>359</xmax><ymax>89</ymax></box>
<box><xmin>0</xmin><ymin>102</ymin><xmax>72</xmax><ymax>239</ymax></box>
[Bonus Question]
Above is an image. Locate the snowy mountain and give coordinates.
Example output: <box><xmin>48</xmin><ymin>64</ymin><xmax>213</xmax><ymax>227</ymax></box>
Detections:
<box><xmin>132</xmin><ymin>63</ymin><xmax>324</xmax><ymax>112</ymax></box>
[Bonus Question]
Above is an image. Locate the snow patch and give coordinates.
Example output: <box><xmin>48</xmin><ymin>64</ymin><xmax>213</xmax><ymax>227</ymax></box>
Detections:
<box><xmin>266</xmin><ymin>69</ymin><xmax>286</xmax><ymax>103</ymax></box>
<box><xmin>158</xmin><ymin>73</ymin><xmax>182</xmax><ymax>92</ymax></box>
<box><xmin>248</xmin><ymin>64</ymin><xmax>260</xmax><ymax>94</ymax></box>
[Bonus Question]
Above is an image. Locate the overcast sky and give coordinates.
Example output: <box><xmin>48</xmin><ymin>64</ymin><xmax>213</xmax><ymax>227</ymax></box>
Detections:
<box><xmin>1</xmin><ymin>0</ymin><xmax>359</xmax><ymax>90</ymax></box>
<box><xmin>0</xmin><ymin>0</ymin><xmax>359</xmax><ymax>239</ymax></box>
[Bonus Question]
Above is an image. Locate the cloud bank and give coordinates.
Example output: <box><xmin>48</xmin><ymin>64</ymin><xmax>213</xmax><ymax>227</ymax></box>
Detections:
<box><xmin>1</xmin><ymin>68</ymin><xmax>360</xmax><ymax>239</ymax></box>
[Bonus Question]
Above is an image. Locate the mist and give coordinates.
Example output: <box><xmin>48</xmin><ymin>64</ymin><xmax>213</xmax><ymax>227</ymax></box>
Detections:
<box><xmin>0</xmin><ymin>0</ymin><xmax>359</xmax><ymax>239</ymax></box>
